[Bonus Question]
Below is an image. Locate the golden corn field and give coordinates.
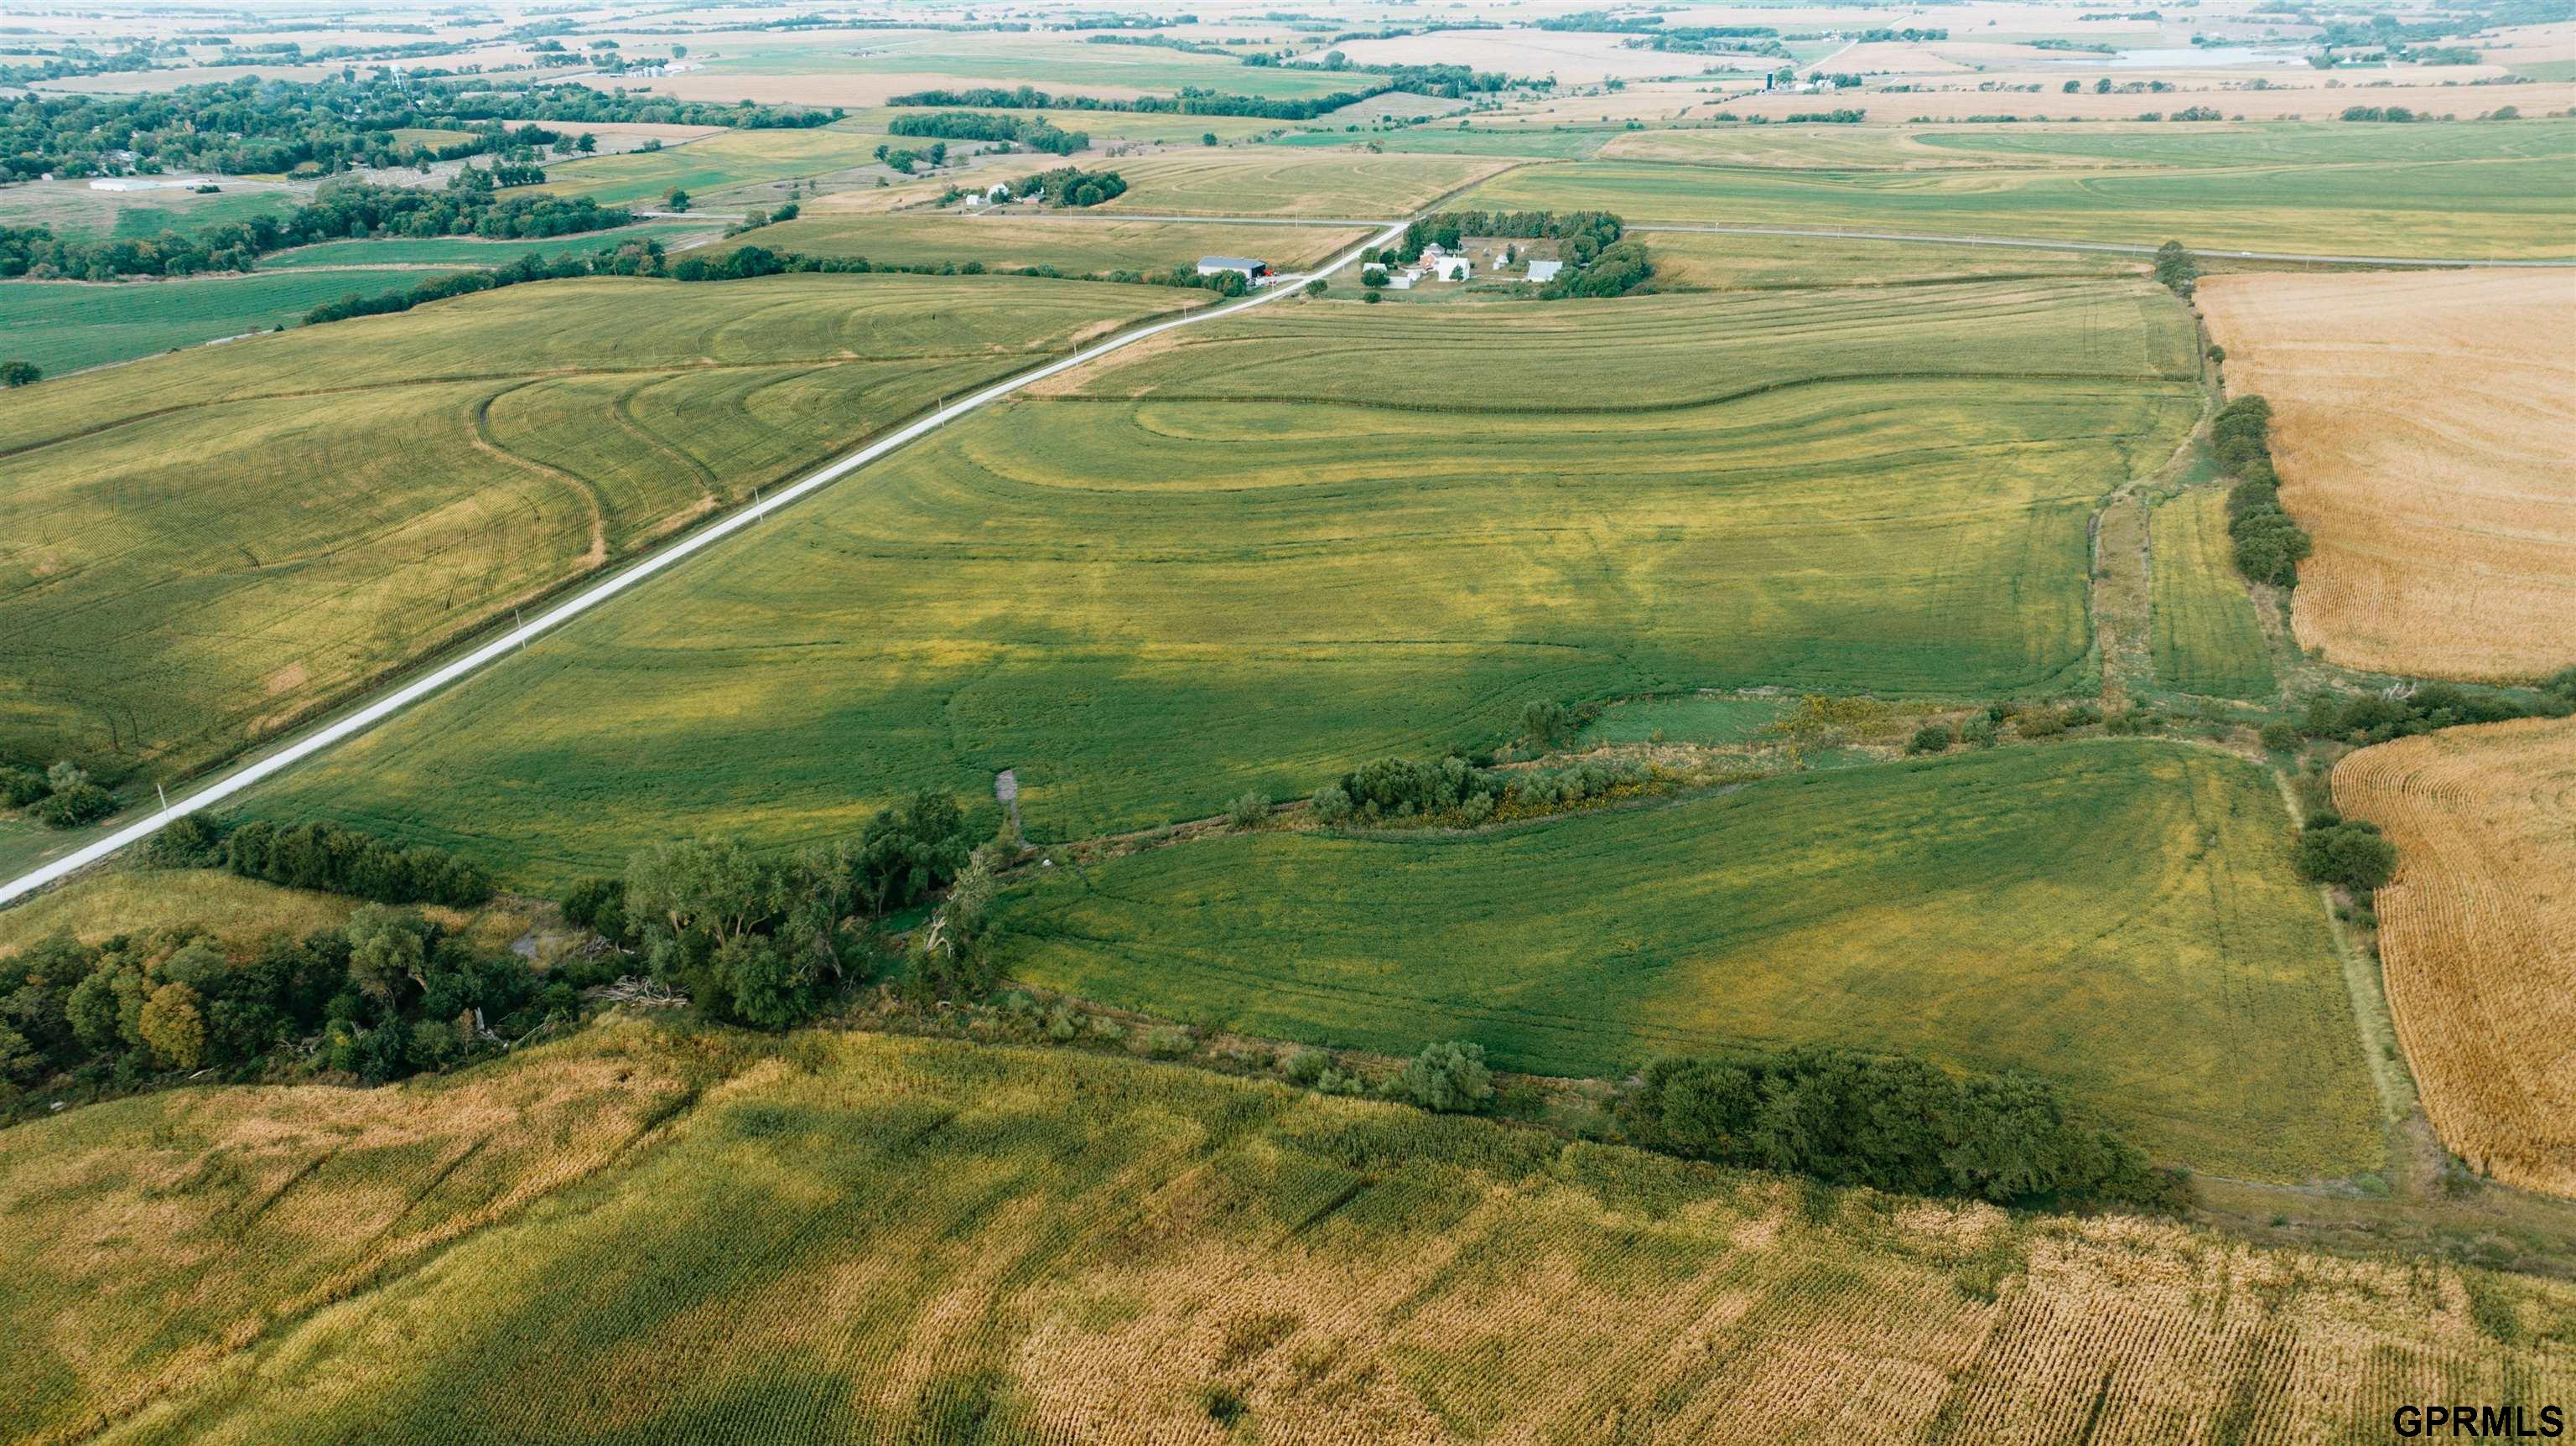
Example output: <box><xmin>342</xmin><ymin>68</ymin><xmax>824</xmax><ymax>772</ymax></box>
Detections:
<box><xmin>2336</xmin><ymin>718</ymin><xmax>2576</xmax><ymax>1199</ymax></box>
<box><xmin>5</xmin><ymin>1019</ymin><xmax>2568</xmax><ymax>1445</ymax></box>
<box><xmin>2198</xmin><ymin>270</ymin><xmax>2576</xmax><ymax>682</ymax></box>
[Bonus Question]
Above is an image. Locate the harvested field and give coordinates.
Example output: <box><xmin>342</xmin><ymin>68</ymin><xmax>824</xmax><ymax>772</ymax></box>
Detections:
<box><xmin>0</xmin><ymin>274</ymin><xmax>1199</xmax><ymax>782</ymax></box>
<box><xmin>0</xmin><ymin>867</ymin><xmax>354</xmax><ymax>956</ymax></box>
<box><xmin>1642</xmin><ymin>229</ymin><xmax>2137</xmax><ymax>290</ymax></box>
<box><xmin>704</xmin><ymin>211</ymin><xmax>1368</xmax><ymax>275</ymax></box>
<box><xmin>999</xmin><ymin>741</ymin><xmax>2386</xmax><ymax>1182</ymax></box>
<box><xmin>1098</xmin><ymin>151</ymin><xmax>1519</xmax><ymax>216</ymax></box>
<box><xmin>535</xmin><ymin>125</ymin><xmax>901</xmax><ymax>207</ymax></box>
<box><xmin>3</xmin><ymin>1021</ymin><xmax>2558</xmax><ymax>1445</ymax></box>
<box><xmin>2148</xmin><ymin>489</ymin><xmax>2275</xmax><ymax>701</ymax></box>
<box><xmin>1720</xmin><ymin>80</ymin><xmax>2576</xmax><ymax>123</ymax></box>
<box><xmin>243</xmin><ymin>279</ymin><xmax>2199</xmax><ymax>883</ymax></box>
<box><xmin>2336</xmin><ymin>718</ymin><xmax>2576</xmax><ymax>1199</ymax></box>
<box><xmin>2199</xmin><ymin>269</ymin><xmax>2576</xmax><ymax>681</ymax></box>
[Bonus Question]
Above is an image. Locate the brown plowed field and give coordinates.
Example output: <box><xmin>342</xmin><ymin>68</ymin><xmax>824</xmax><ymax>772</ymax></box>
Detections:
<box><xmin>2199</xmin><ymin>270</ymin><xmax>2576</xmax><ymax>681</ymax></box>
<box><xmin>2336</xmin><ymin>718</ymin><xmax>2576</xmax><ymax>1197</ymax></box>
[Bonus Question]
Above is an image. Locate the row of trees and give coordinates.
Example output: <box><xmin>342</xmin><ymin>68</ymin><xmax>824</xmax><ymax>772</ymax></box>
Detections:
<box><xmin>2213</xmin><ymin>396</ymin><xmax>2317</xmax><ymax>587</ymax></box>
<box><xmin>1</xmin><ymin>179</ymin><xmax>634</xmax><ymax>281</ymax></box>
<box><xmin>148</xmin><ymin>812</ymin><xmax>495</xmax><ymax>908</ymax></box>
<box><xmin>891</xmin><ymin>69</ymin><xmax>1521</xmax><ymax>122</ymax></box>
<box><xmin>0</xmin><ymin>75</ymin><xmax>839</xmax><ymax>184</ymax></box>
<box><xmin>1309</xmin><ymin>752</ymin><xmax>1651</xmax><ymax>827</ymax></box>
<box><xmin>2292</xmin><ymin>676</ymin><xmax>2575</xmax><ymax>749</ymax></box>
<box><xmin>0</xmin><ymin>759</ymin><xmax>114</xmax><ymax>828</ymax></box>
<box><xmin>1618</xmin><ymin>1047</ymin><xmax>2173</xmax><ymax>1206</ymax></box>
<box><xmin>887</xmin><ymin>110</ymin><xmax>1089</xmax><ymax>154</ymax></box>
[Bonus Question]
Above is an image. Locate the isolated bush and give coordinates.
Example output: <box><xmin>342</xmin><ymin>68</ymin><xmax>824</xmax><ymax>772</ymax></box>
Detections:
<box><xmin>1522</xmin><ymin>698</ymin><xmax>1575</xmax><ymax>748</ymax></box>
<box><xmin>1907</xmin><ymin>724</ymin><xmax>1954</xmax><ymax>755</ymax></box>
<box><xmin>1225</xmin><ymin>790</ymin><xmax>1270</xmax><ymax>830</ymax></box>
<box><xmin>2061</xmin><ymin>702</ymin><xmax>2102</xmax><ymax>728</ymax></box>
<box><xmin>1959</xmin><ymin>717</ymin><xmax>1998</xmax><ymax>748</ymax></box>
<box><xmin>1390</xmin><ymin>1040</ymin><xmax>1494</xmax><ymax>1113</ymax></box>
<box><xmin>2017</xmin><ymin>711</ymin><xmax>2066</xmax><ymax>739</ymax></box>
<box><xmin>1301</xmin><ymin>277</ymin><xmax>1325</xmax><ymax>297</ymax></box>
<box><xmin>2297</xmin><ymin>820</ymin><xmax>2398</xmax><ymax>892</ymax></box>
<box><xmin>1363</xmin><ymin>290</ymin><xmax>1382</xmax><ymax>304</ymax></box>
<box><xmin>1310</xmin><ymin>784</ymin><xmax>1353</xmax><ymax>823</ymax></box>
<box><xmin>34</xmin><ymin>784</ymin><xmax>116</xmax><ymax>829</ymax></box>
<box><xmin>2258</xmin><ymin>719</ymin><xmax>2302</xmax><ymax>752</ymax></box>
<box><xmin>0</xmin><ymin>766</ymin><xmax>47</xmax><ymax>809</ymax></box>
<box><xmin>2206</xmin><ymin>344</ymin><xmax>2225</xmax><ymax>363</ymax></box>
<box><xmin>142</xmin><ymin>812</ymin><xmax>226</xmax><ymax>868</ymax></box>
<box><xmin>0</xmin><ymin>360</ymin><xmax>39</xmax><ymax>386</ymax></box>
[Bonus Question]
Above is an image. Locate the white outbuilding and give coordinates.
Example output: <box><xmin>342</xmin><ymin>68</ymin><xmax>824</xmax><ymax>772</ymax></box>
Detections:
<box><xmin>1433</xmin><ymin>256</ymin><xmax>1472</xmax><ymax>282</ymax></box>
<box><xmin>1197</xmin><ymin>255</ymin><xmax>1270</xmax><ymax>278</ymax></box>
<box><xmin>1524</xmin><ymin>259</ymin><xmax>1563</xmax><ymax>283</ymax></box>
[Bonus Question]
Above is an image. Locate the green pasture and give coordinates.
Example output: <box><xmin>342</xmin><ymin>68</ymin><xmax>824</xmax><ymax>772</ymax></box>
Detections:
<box><xmin>0</xmin><ymin>273</ymin><xmax>1199</xmax><ymax>785</ymax></box>
<box><xmin>999</xmin><ymin>741</ymin><xmax>2385</xmax><ymax>1181</ymax></box>
<box><xmin>260</xmin><ymin>220</ymin><xmax>723</xmax><ymax>268</ymax></box>
<box><xmin>0</xmin><ymin>179</ymin><xmax>305</xmax><ymax>242</ymax></box>
<box><xmin>1914</xmin><ymin>118</ymin><xmax>2576</xmax><ymax>168</ymax></box>
<box><xmin>1459</xmin><ymin>146</ymin><xmax>2576</xmax><ymax>257</ymax></box>
<box><xmin>1641</xmin><ymin>228</ymin><xmax>2139</xmax><ymax>290</ymax></box>
<box><xmin>1579</xmin><ymin>692</ymin><xmax>1791</xmax><ymax>745</ymax></box>
<box><xmin>1270</xmin><ymin>126</ymin><xmax>1615</xmax><ymax>159</ymax></box>
<box><xmin>242</xmin><ymin>278</ymin><xmax>2198</xmax><ymax>884</ymax></box>
<box><xmin>2150</xmin><ymin>488</ymin><xmax>2277</xmax><ymax>701</ymax></box>
<box><xmin>0</xmin><ymin>269</ymin><xmax>444</xmax><ymax>375</ymax></box>
<box><xmin>1100</xmin><ymin>150</ymin><xmax>1514</xmax><ymax>216</ymax></box>
<box><xmin>707</xmin><ymin>211</ymin><xmax>1368</xmax><ymax>274</ymax></box>
<box><xmin>537</xmin><ymin>126</ymin><xmax>901</xmax><ymax>206</ymax></box>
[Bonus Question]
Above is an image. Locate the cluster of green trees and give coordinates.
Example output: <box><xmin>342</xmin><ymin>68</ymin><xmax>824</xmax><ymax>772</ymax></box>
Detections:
<box><xmin>0</xmin><ymin>904</ymin><xmax>572</xmax><ymax>1107</ymax></box>
<box><xmin>1389</xmin><ymin>209</ymin><xmax>1623</xmax><ymax>263</ymax></box>
<box><xmin>557</xmin><ymin>789</ymin><xmax>1003</xmax><ymax>1027</ymax></box>
<box><xmin>2293</xmin><ymin>676</ymin><xmax>2575</xmax><ymax>747</ymax></box>
<box><xmin>1311</xmin><ymin>753</ymin><xmax>1649</xmax><ymax>827</ymax></box>
<box><xmin>2153</xmin><ymin>239</ymin><xmax>2198</xmax><ymax>294</ymax></box>
<box><xmin>2293</xmin><ymin>816</ymin><xmax>2399</xmax><ymax>892</ymax></box>
<box><xmin>1618</xmin><ymin>1047</ymin><xmax>2172</xmax><ymax>1206</ymax></box>
<box><xmin>138</xmin><ymin>813</ymin><xmax>496</xmax><ymax>908</ymax></box>
<box><xmin>873</xmin><ymin>140</ymin><xmax>949</xmax><ymax>174</ymax></box>
<box><xmin>886</xmin><ymin>111</ymin><xmax>1089</xmax><ymax>154</ymax></box>
<box><xmin>2213</xmin><ymin>396</ymin><xmax>2317</xmax><ymax>587</ymax></box>
<box><xmin>1543</xmin><ymin>237</ymin><xmax>1653</xmax><ymax>298</ymax></box>
<box><xmin>0</xmin><ymin>759</ymin><xmax>115</xmax><ymax>828</ymax></box>
<box><xmin>1780</xmin><ymin>109</ymin><xmax>1867</xmax><ymax>124</ymax></box>
<box><xmin>1005</xmin><ymin>165</ymin><xmax>1130</xmax><ymax>208</ymax></box>
<box><xmin>1</xmin><ymin>179</ymin><xmax>633</xmax><ymax>282</ymax></box>
<box><xmin>0</xmin><ymin>75</ymin><xmax>838</xmax><ymax>184</ymax></box>
<box><xmin>2340</xmin><ymin>106</ymin><xmax>2426</xmax><ymax>122</ymax></box>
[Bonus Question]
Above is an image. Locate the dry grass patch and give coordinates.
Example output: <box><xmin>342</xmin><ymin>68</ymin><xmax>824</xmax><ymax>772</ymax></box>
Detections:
<box><xmin>2337</xmin><ymin>718</ymin><xmax>2576</xmax><ymax>1198</ymax></box>
<box><xmin>2200</xmin><ymin>270</ymin><xmax>2576</xmax><ymax>681</ymax></box>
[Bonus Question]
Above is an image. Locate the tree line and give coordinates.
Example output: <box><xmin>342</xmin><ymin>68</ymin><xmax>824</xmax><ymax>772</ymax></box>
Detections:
<box><xmin>1618</xmin><ymin>1046</ymin><xmax>2174</xmax><ymax>1206</ymax></box>
<box><xmin>891</xmin><ymin>67</ymin><xmax>1521</xmax><ymax>122</ymax></box>
<box><xmin>2212</xmin><ymin>396</ymin><xmax>2317</xmax><ymax>587</ymax></box>
<box><xmin>0</xmin><ymin>75</ymin><xmax>839</xmax><ymax>184</ymax></box>
<box><xmin>146</xmin><ymin>812</ymin><xmax>494</xmax><ymax>908</ymax></box>
<box><xmin>1</xmin><ymin>178</ymin><xmax>633</xmax><ymax>281</ymax></box>
<box><xmin>886</xmin><ymin>111</ymin><xmax>1089</xmax><ymax>155</ymax></box>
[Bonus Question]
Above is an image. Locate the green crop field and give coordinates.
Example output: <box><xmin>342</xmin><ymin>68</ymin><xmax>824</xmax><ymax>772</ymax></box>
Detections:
<box><xmin>1000</xmin><ymin>741</ymin><xmax>2384</xmax><ymax>1180</ymax></box>
<box><xmin>259</xmin><ymin>220</ymin><xmax>724</xmax><ymax>269</ymax></box>
<box><xmin>235</xmin><ymin>277</ymin><xmax>2198</xmax><ymax>884</ymax></box>
<box><xmin>1100</xmin><ymin>150</ymin><xmax>1520</xmax><ymax>215</ymax></box>
<box><xmin>1915</xmin><ymin>119</ymin><xmax>2576</xmax><ymax>169</ymax></box>
<box><xmin>0</xmin><ymin>270</ymin><xmax>455</xmax><ymax>375</ymax></box>
<box><xmin>707</xmin><ymin>211</ymin><xmax>1368</xmax><ymax>274</ymax></box>
<box><xmin>1459</xmin><ymin>137</ymin><xmax>2576</xmax><ymax>257</ymax></box>
<box><xmin>1270</xmin><ymin>127</ymin><xmax>1615</xmax><ymax>160</ymax></box>
<box><xmin>1578</xmin><ymin>691</ymin><xmax>1791</xmax><ymax>744</ymax></box>
<box><xmin>0</xmin><ymin>179</ymin><xmax>306</xmax><ymax>242</ymax></box>
<box><xmin>0</xmin><ymin>274</ymin><xmax>1200</xmax><ymax>786</ymax></box>
<box><xmin>1640</xmin><ymin>228</ymin><xmax>2139</xmax><ymax>290</ymax></box>
<box><xmin>537</xmin><ymin>127</ymin><xmax>901</xmax><ymax>207</ymax></box>
<box><xmin>0</xmin><ymin>1019</ymin><xmax>2549</xmax><ymax>1444</ymax></box>
<box><xmin>2150</xmin><ymin>489</ymin><xmax>2277</xmax><ymax>700</ymax></box>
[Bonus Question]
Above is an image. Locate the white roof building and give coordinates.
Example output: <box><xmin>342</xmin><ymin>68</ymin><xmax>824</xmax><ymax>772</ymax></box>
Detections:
<box><xmin>1525</xmin><ymin>259</ymin><xmax>1563</xmax><ymax>283</ymax></box>
<box><xmin>1197</xmin><ymin>256</ymin><xmax>1269</xmax><ymax>277</ymax></box>
<box><xmin>1433</xmin><ymin>256</ymin><xmax>1472</xmax><ymax>282</ymax></box>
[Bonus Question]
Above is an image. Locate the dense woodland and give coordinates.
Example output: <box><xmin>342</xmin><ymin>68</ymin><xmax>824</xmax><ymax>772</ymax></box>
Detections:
<box><xmin>0</xmin><ymin>75</ymin><xmax>839</xmax><ymax>183</ymax></box>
